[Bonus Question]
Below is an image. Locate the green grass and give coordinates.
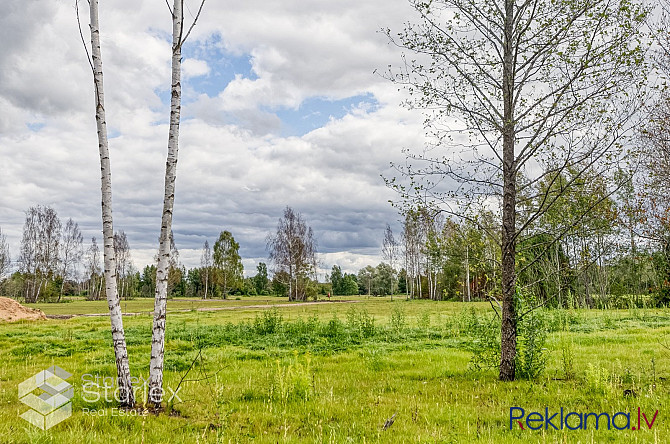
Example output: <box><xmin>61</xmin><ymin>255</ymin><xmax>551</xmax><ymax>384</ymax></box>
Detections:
<box><xmin>1</xmin><ymin>297</ymin><xmax>669</xmax><ymax>443</ymax></box>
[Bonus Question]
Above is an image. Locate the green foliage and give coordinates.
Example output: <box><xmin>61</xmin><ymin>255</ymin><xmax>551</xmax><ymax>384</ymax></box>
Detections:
<box><xmin>268</xmin><ymin>351</ymin><xmax>313</xmax><ymax>404</ymax></box>
<box><xmin>514</xmin><ymin>289</ymin><xmax>548</xmax><ymax>379</ymax></box>
<box><xmin>389</xmin><ymin>304</ymin><xmax>406</xmax><ymax>334</ymax></box>
<box><xmin>462</xmin><ymin>308</ymin><xmax>500</xmax><ymax>372</ymax></box>
<box><xmin>331</xmin><ymin>265</ymin><xmax>359</xmax><ymax>295</ymax></box>
<box><xmin>560</xmin><ymin>339</ymin><xmax>575</xmax><ymax>380</ymax></box>
<box><xmin>461</xmin><ymin>290</ymin><xmax>548</xmax><ymax>380</ymax></box>
<box><xmin>346</xmin><ymin>307</ymin><xmax>376</xmax><ymax>338</ymax></box>
<box><xmin>213</xmin><ymin>230</ymin><xmax>244</xmax><ymax>298</ymax></box>
<box><xmin>652</xmin><ymin>281</ymin><xmax>670</xmax><ymax>307</ymax></box>
<box><xmin>4</xmin><ymin>298</ymin><xmax>670</xmax><ymax>442</ymax></box>
<box><xmin>252</xmin><ymin>262</ymin><xmax>269</xmax><ymax>295</ymax></box>
<box><xmin>515</xmin><ymin>309</ymin><xmax>548</xmax><ymax>380</ymax></box>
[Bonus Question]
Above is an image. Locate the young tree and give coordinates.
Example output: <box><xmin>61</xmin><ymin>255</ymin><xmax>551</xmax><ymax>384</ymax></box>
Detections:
<box><xmin>213</xmin><ymin>231</ymin><xmax>244</xmax><ymax>298</ymax></box>
<box><xmin>386</xmin><ymin>0</ymin><xmax>648</xmax><ymax>380</ymax></box>
<box><xmin>149</xmin><ymin>0</ymin><xmax>206</xmax><ymax>408</ymax></box>
<box><xmin>80</xmin><ymin>0</ymin><xmax>134</xmax><ymax>406</ymax></box>
<box><xmin>59</xmin><ymin>218</ymin><xmax>84</xmax><ymax>301</ymax></box>
<box><xmin>200</xmin><ymin>240</ymin><xmax>212</xmax><ymax>299</ymax></box>
<box><xmin>267</xmin><ymin>207</ymin><xmax>318</xmax><ymax>301</ymax></box>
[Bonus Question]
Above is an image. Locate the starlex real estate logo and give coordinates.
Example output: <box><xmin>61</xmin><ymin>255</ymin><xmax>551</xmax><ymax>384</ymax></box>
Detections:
<box><xmin>18</xmin><ymin>365</ymin><xmax>73</xmax><ymax>430</ymax></box>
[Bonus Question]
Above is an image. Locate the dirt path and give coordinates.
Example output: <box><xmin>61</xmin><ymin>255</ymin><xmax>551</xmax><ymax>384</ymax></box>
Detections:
<box><xmin>46</xmin><ymin>299</ymin><xmax>359</xmax><ymax>319</ymax></box>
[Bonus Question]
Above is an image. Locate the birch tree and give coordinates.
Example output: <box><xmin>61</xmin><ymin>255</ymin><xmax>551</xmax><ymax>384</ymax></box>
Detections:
<box><xmin>213</xmin><ymin>231</ymin><xmax>243</xmax><ymax>298</ymax></box>
<box><xmin>114</xmin><ymin>230</ymin><xmax>133</xmax><ymax>300</ymax></box>
<box><xmin>267</xmin><ymin>207</ymin><xmax>318</xmax><ymax>301</ymax></box>
<box><xmin>0</xmin><ymin>227</ymin><xmax>10</xmax><ymax>279</ymax></box>
<box><xmin>385</xmin><ymin>0</ymin><xmax>648</xmax><ymax>380</ymax></box>
<box><xmin>85</xmin><ymin>237</ymin><xmax>103</xmax><ymax>301</ymax></box>
<box><xmin>80</xmin><ymin>0</ymin><xmax>134</xmax><ymax>406</ymax></box>
<box><xmin>381</xmin><ymin>224</ymin><xmax>399</xmax><ymax>297</ymax></box>
<box><xmin>59</xmin><ymin>218</ymin><xmax>84</xmax><ymax>302</ymax></box>
<box><xmin>149</xmin><ymin>0</ymin><xmax>206</xmax><ymax>408</ymax></box>
<box><xmin>200</xmin><ymin>240</ymin><xmax>211</xmax><ymax>299</ymax></box>
<box><xmin>18</xmin><ymin>206</ymin><xmax>61</xmax><ymax>303</ymax></box>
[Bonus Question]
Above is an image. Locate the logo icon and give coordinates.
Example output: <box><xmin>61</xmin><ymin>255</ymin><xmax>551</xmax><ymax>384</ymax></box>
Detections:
<box><xmin>19</xmin><ymin>365</ymin><xmax>73</xmax><ymax>430</ymax></box>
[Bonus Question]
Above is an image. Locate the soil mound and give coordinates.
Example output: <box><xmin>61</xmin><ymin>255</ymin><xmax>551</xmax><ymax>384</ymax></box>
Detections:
<box><xmin>0</xmin><ymin>297</ymin><xmax>47</xmax><ymax>322</ymax></box>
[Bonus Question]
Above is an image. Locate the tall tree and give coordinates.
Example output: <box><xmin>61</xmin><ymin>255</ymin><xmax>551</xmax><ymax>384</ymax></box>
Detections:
<box><xmin>357</xmin><ymin>265</ymin><xmax>375</xmax><ymax>296</ymax></box>
<box><xmin>200</xmin><ymin>240</ymin><xmax>212</xmax><ymax>299</ymax></box>
<box><xmin>149</xmin><ymin>0</ymin><xmax>206</xmax><ymax>408</ymax></box>
<box><xmin>213</xmin><ymin>231</ymin><xmax>244</xmax><ymax>298</ymax></box>
<box><xmin>386</xmin><ymin>0</ymin><xmax>648</xmax><ymax>380</ymax></box>
<box><xmin>18</xmin><ymin>206</ymin><xmax>61</xmax><ymax>303</ymax></box>
<box><xmin>114</xmin><ymin>230</ymin><xmax>133</xmax><ymax>300</ymax></box>
<box><xmin>85</xmin><ymin>237</ymin><xmax>103</xmax><ymax>301</ymax></box>
<box><xmin>59</xmin><ymin>218</ymin><xmax>84</xmax><ymax>301</ymax></box>
<box><xmin>267</xmin><ymin>207</ymin><xmax>318</xmax><ymax>301</ymax></box>
<box><xmin>330</xmin><ymin>265</ymin><xmax>344</xmax><ymax>295</ymax></box>
<box><xmin>80</xmin><ymin>0</ymin><xmax>134</xmax><ymax>406</ymax></box>
<box><xmin>253</xmin><ymin>262</ymin><xmax>269</xmax><ymax>295</ymax></box>
<box><xmin>633</xmin><ymin>0</ymin><xmax>670</xmax><ymax>298</ymax></box>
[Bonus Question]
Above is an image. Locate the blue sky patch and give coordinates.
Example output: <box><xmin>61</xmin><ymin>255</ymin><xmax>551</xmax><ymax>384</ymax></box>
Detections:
<box><xmin>272</xmin><ymin>93</ymin><xmax>379</xmax><ymax>137</ymax></box>
<box><xmin>151</xmin><ymin>33</ymin><xmax>379</xmax><ymax>136</ymax></box>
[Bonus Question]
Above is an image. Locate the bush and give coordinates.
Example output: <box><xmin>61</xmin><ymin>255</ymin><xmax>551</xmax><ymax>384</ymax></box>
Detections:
<box><xmin>462</xmin><ymin>289</ymin><xmax>548</xmax><ymax>380</ymax></box>
<box><xmin>515</xmin><ymin>309</ymin><xmax>547</xmax><ymax>379</ymax></box>
<box><xmin>462</xmin><ymin>309</ymin><xmax>500</xmax><ymax>372</ymax></box>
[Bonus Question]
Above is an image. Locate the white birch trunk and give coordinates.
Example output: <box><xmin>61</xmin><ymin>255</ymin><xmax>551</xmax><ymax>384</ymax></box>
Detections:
<box><xmin>149</xmin><ymin>0</ymin><xmax>183</xmax><ymax>407</ymax></box>
<box><xmin>465</xmin><ymin>245</ymin><xmax>471</xmax><ymax>302</ymax></box>
<box><xmin>204</xmin><ymin>269</ymin><xmax>208</xmax><ymax>299</ymax></box>
<box><xmin>88</xmin><ymin>0</ymin><xmax>134</xmax><ymax>407</ymax></box>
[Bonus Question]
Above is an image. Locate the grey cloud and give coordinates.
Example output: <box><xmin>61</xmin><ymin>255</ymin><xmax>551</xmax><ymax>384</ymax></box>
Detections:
<box><xmin>0</xmin><ymin>0</ymin><xmax>426</xmax><ymax>276</ymax></box>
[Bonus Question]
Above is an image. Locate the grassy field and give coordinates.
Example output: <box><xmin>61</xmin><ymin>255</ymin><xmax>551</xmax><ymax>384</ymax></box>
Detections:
<box><xmin>1</xmin><ymin>296</ymin><xmax>669</xmax><ymax>443</ymax></box>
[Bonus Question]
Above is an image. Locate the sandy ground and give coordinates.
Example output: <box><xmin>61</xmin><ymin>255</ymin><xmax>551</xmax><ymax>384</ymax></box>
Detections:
<box><xmin>0</xmin><ymin>297</ymin><xmax>47</xmax><ymax>322</ymax></box>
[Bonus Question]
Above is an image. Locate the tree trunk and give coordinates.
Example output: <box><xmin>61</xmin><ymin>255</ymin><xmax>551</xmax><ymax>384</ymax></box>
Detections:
<box><xmin>88</xmin><ymin>0</ymin><xmax>134</xmax><ymax>407</ymax></box>
<box><xmin>149</xmin><ymin>0</ymin><xmax>183</xmax><ymax>408</ymax></box>
<box><xmin>465</xmin><ymin>244</ymin><xmax>471</xmax><ymax>302</ymax></box>
<box><xmin>499</xmin><ymin>0</ymin><xmax>517</xmax><ymax>382</ymax></box>
<box><xmin>204</xmin><ymin>269</ymin><xmax>208</xmax><ymax>299</ymax></box>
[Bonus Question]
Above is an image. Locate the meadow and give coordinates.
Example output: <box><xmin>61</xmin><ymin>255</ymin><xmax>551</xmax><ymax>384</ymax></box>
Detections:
<box><xmin>1</xmin><ymin>296</ymin><xmax>669</xmax><ymax>443</ymax></box>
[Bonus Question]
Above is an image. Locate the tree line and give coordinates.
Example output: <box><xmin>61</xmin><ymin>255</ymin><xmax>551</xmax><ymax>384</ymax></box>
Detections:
<box><xmin>0</xmin><ymin>205</ymin><xmax>325</xmax><ymax>302</ymax></box>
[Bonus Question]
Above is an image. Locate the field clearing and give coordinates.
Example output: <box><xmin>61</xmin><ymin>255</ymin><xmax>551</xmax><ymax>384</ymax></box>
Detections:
<box><xmin>1</xmin><ymin>297</ymin><xmax>669</xmax><ymax>443</ymax></box>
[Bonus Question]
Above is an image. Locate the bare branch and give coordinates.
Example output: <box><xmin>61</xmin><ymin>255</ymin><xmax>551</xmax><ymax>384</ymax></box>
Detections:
<box><xmin>179</xmin><ymin>0</ymin><xmax>206</xmax><ymax>49</ymax></box>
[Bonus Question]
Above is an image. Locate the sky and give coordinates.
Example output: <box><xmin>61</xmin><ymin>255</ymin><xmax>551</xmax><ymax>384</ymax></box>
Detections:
<box><xmin>0</xmin><ymin>0</ymin><xmax>428</xmax><ymax>278</ymax></box>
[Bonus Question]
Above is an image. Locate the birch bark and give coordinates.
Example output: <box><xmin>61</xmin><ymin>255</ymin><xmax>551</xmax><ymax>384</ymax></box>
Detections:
<box><xmin>149</xmin><ymin>0</ymin><xmax>183</xmax><ymax>407</ymax></box>
<box><xmin>88</xmin><ymin>0</ymin><xmax>134</xmax><ymax>407</ymax></box>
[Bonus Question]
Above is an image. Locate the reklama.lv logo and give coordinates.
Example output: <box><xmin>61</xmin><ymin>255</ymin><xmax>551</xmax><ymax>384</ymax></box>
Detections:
<box><xmin>510</xmin><ymin>407</ymin><xmax>659</xmax><ymax>431</ymax></box>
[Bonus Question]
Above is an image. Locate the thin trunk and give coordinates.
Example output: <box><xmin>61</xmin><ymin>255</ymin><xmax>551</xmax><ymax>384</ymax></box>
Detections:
<box><xmin>204</xmin><ymin>269</ymin><xmax>208</xmax><ymax>299</ymax></box>
<box><xmin>499</xmin><ymin>0</ymin><xmax>517</xmax><ymax>382</ymax></box>
<box><xmin>88</xmin><ymin>0</ymin><xmax>134</xmax><ymax>407</ymax></box>
<box><xmin>149</xmin><ymin>0</ymin><xmax>183</xmax><ymax>408</ymax></box>
<box><xmin>555</xmin><ymin>243</ymin><xmax>562</xmax><ymax>308</ymax></box>
<box><xmin>466</xmin><ymin>245</ymin><xmax>471</xmax><ymax>302</ymax></box>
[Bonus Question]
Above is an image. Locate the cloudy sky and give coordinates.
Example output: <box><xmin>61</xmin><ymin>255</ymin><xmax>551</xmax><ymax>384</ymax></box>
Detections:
<box><xmin>0</xmin><ymin>0</ymin><xmax>428</xmax><ymax>277</ymax></box>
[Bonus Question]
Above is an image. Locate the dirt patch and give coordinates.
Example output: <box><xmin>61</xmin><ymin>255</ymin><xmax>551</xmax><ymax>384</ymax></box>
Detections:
<box><xmin>0</xmin><ymin>297</ymin><xmax>47</xmax><ymax>322</ymax></box>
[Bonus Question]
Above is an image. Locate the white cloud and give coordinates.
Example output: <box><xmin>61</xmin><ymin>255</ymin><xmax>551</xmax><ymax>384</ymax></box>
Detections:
<box><xmin>0</xmin><ymin>0</ymin><xmax>427</xmax><ymax>276</ymax></box>
<box><xmin>182</xmin><ymin>58</ymin><xmax>210</xmax><ymax>78</ymax></box>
